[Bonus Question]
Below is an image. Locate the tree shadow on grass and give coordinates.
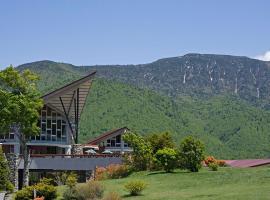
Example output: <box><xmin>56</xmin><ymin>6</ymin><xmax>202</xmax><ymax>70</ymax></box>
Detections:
<box><xmin>147</xmin><ymin>171</ymin><xmax>191</xmax><ymax>176</ymax></box>
<box><xmin>122</xmin><ymin>194</ymin><xmax>145</xmax><ymax>198</ymax></box>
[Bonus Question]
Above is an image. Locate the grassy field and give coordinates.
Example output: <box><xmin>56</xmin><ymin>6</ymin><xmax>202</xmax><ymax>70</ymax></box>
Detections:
<box><xmin>100</xmin><ymin>167</ymin><xmax>270</xmax><ymax>200</ymax></box>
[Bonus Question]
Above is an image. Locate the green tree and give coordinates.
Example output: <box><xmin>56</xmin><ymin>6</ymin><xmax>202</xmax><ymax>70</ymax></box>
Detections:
<box><xmin>146</xmin><ymin>131</ymin><xmax>175</xmax><ymax>154</ymax></box>
<box><xmin>0</xmin><ymin>146</ymin><xmax>12</xmax><ymax>191</ymax></box>
<box><xmin>0</xmin><ymin>66</ymin><xmax>43</xmax><ymax>187</ymax></box>
<box><xmin>123</xmin><ymin>132</ymin><xmax>152</xmax><ymax>171</ymax></box>
<box><xmin>155</xmin><ymin>147</ymin><xmax>177</xmax><ymax>172</ymax></box>
<box><xmin>179</xmin><ymin>136</ymin><xmax>205</xmax><ymax>172</ymax></box>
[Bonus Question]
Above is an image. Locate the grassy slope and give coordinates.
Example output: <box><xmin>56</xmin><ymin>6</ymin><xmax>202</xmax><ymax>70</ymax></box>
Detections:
<box><xmin>102</xmin><ymin>167</ymin><xmax>270</xmax><ymax>200</ymax></box>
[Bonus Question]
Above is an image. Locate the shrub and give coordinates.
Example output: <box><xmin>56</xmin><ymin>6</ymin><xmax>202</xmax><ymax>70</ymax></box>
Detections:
<box><xmin>204</xmin><ymin>156</ymin><xmax>227</xmax><ymax>167</ymax></box>
<box><xmin>34</xmin><ymin>197</ymin><xmax>44</xmax><ymax>200</ymax></box>
<box><xmin>75</xmin><ymin>181</ymin><xmax>104</xmax><ymax>200</ymax></box>
<box><xmin>208</xmin><ymin>162</ymin><xmax>219</xmax><ymax>171</ymax></box>
<box><xmin>124</xmin><ymin>180</ymin><xmax>147</xmax><ymax>196</ymax></box>
<box><xmin>102</xmin><ymin>192</ymin><xmax>122</xmax><ymax>200</ymax></box>
<box><xmin>15</xmin><ymin>186</ymin><xmax>33</xmax><ymax>200</ymax></box>
<box><xmin>63</xmin><ymin>188</ymin><xmax>78</xmax><ymax>200</ymax></box>
<box><xmin>107</xmin><ymin>164</ymin><xmax>132</xmax><ymax>179</ymax></box>
<box><xmin>95</xmin><ymin>167</ymin><xmax>107</xmax><ymax>181</ymax></box>
<box><xmin>155</xmin><ymin>148</ymin><xmax>178</xmax><ymax>172</ymax></box>
<box><xmin>39</xmin><ymin>177</ymin><xmax>54</xmax><ymax>185</ymax></box>
<box><xmin>66</xmin><ymin>173</ymin><xmax>78</xmax><ymax>189</ymax></box>
<box><xmin>34</xmin><ymin>182</ymin><xmax>57</xmax><ymax>200</ymax></box>
<box><xmin>217</xmin><ymin>160</ymin><xmax>227</xmax><ymax>167</ymax></box>
<box><xmin>179</xmin><ymin>136</ymin><xmax>205</xmax><ymax>172</ymax></box>
<box><xmin>5</xmin><ymin>181</ymin><xmax>14</xmax><ymax>192</ymax></box>
<box><xmin>204</xmin><ymin>156</ymin><xmax>217</xmax><ymax>166</ymax></box>
<box><xmin>15</xmin><ymin>182</ymin><xmax>57</xmax><ymax>200</ymax></box>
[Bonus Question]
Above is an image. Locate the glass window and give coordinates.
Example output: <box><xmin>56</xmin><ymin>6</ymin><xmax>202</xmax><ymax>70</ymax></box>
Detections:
<box><xmin>116</xmin><ymin>135</ymin><xmax>121</xmax><ymax>143</ymax></box>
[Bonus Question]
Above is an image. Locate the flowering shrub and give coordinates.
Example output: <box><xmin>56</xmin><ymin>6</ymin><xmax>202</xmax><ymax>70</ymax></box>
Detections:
<box><xmin>204</xmin><ymin>156</ymin><xmax>217</xmax><ymax>166</ymax></box>
<box><xmin>34</xmin><ymin>197</ymin><xmax>44</xmax><ymax>200</ymax></box>
<box><xmin>217</xmin><ymin>160</ymin><xmax>227</xmax><ymax>167</ymax></box>
<box><xmin>204</xmin><ymin>156</ymin><xmax>227</xmax><ymax>167</ymax></box>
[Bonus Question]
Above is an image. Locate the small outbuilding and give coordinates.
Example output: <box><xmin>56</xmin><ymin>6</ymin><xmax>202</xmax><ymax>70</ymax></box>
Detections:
<box><xmin>84</xmin><ymin>127</ymin><xmax>132</xmax><ymax>154</ymax></box>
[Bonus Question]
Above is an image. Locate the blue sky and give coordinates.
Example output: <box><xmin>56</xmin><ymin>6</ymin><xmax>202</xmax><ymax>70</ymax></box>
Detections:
<box><xmin>0</xmin><ymin>0</ymin><xmax>270</xmax><ymax>69</ymax></box>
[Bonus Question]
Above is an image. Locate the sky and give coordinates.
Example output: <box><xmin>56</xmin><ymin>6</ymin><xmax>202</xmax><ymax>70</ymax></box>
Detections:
<box><xmin>0</xmin><ymin>0</ymin><xmax>270</xmax><ymax>69</ymax></box>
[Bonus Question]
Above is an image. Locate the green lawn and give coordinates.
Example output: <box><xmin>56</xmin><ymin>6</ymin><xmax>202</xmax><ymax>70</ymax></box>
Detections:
<box><xmin>101</xmin><ymin>167</ymin><xmax>270</xmax><ymax>200</ymax></box>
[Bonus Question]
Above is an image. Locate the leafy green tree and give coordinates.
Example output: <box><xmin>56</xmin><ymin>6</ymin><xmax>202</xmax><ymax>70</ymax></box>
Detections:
<box><xmin>155</xmin><ymin>147</ymin><xmax>178</xmax><ymax>172</ymax></box>
<box><xmin>146</xmin><ymin>131</ymin><xmax>175</xmax><ymax>154</ymax></box>
<box><xmin>179</xmin><ymin>136</ymin><xmax>205</xmax><ymax>172</ymax></box>
<box><xmin>0</xmin><ymin>146</ymin><xmax>12</xmax><ymax>191</ymax></box>
<box><xmin>123</xmin><ymin>132</ymin><xmax>152</xmax><ymax>171</ymax></box>
<box><xmin>0</xmin><ymin>66</ymin><xmax>43</xmax><ymax>187</ymax></box>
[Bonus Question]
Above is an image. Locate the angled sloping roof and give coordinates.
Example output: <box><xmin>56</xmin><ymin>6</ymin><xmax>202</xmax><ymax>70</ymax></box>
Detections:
<box><xmin>86</xmin><ymin>127</ymin><xmax>129</xmax><ymax>145</ymax></box>
<box><xmin>42</xmin><ymin>71</ymin><xmax>96</xmax><ymax>121</ymax></box>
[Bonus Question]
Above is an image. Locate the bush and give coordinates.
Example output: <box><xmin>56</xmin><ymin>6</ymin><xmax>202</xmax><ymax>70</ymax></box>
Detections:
<box><xmin>63</xmin><ymin>188</ymin><xmax>78</xmax><ymax>200</ymax></box>
<box><xmin>66</xmin><ymin>173</ymin><xmax>78</xmax><ymax>189</ymax></box>
<box><xmin>39</xmin><ymin>177</ymin><xmax>54</xmax><ymax>185</ymax></box>
<box><xmin>5</xmin><ymin>181</ymin><xmax>14</xmax><ymax>192</ymax></box>
<box><xmin>124</xmin><ymin>180</ymin><xmax>147</xmax><ymax>196</ymax></box>
<box><xmin>204</xmin><ymin>156</ymin><xmax>227</xmax><ymax>167</ymax></box>
<box><xmin>75</xmin><ymin>181</ymin><xmax>104</xmax><ymax>200</ymax></box>
<box><xmin>15</xmin><ymin>186</ymin><xmax>33</xmax><ymax>200</ymax></box>
<box><xmin>95</xmin><ymin>167</ymin><xmax>107</xmax><ymax>181</ymax></box>
<box><xmin>106</xmin><ymin>164</ymin><xmax>132</xmax><ymax>179</ymax></box>
<box><xmin>179</xmin><ymin>136</ymin><xmax>205</xmax><ymax>172</ymax></box>
<box><xmin>217</xmin><ymin>160</ymin><xmax>227</xmax><ymax>167</ymax></box>
<box><xmin>155</xmin><ymin>148</ymin><xmax>178</xmax><ymax>172</ymax></box>
<box><xmin>208</xmin><ymin>162</ymin><xmax>219</xmax><ymax>171</ymax></box>
<box><xmin>34</xmin><ymin>183</ymin><xmax>57</xmax><ymax>200</ymax></box>
<box><xmin>204</xmin><ymin>156</ymin><xmax>216</xmax><ymax>166</ymax></box>
<box><xmin>102</xmin><ymin>192</ymin><xmax>122</xmax><ymax>200</ymax></box>
<box><xmin>15</xmin><ymin>182</ymin><xmax>57</xmax><ymax>200</ymax></box>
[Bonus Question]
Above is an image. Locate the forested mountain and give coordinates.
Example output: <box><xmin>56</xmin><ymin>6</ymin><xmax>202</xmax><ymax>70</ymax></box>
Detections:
<box><xmin>17</xmin><ymin>54</ymin><xmax>270</xmax><ymax>159</ymax></box>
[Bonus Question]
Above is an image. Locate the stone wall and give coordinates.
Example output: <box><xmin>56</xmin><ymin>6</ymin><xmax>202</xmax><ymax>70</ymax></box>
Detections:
<box><xmin>71</xmin><ymin>144</ymin><xmax>83</xmax><ymax>154</ymax></box>
<box><xmin>5</xmin><ymin>154</ymin><xmax>19</xmax><ymax>191</ymax></box>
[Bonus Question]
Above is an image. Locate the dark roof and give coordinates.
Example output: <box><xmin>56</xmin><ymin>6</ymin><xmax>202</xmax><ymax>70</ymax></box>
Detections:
<box><xmin>86</xmin><ymin>127</ymin><xmax>129</xmax><ymax>145</ymax></box>
<box><xmin>42</xmin><ymin>71</ymin><xmax>96</xmax><ymax>120</ymax></box>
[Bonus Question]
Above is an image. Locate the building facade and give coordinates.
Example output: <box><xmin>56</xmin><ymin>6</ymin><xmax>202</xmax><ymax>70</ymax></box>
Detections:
<box><xmin>84</xmin><ymin>127</ymin><xmax>132</xmax><ymax>153</ymax></box>
<box><xmin>0</xmin><ymin>71</ymin><xmax>96</xmax><ymax>155</ymax></box>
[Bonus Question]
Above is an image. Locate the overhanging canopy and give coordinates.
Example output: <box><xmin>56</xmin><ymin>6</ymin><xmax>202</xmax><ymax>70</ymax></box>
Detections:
<box><xmin>42</xmin><ymin>71</ymin><xmax>96</xmax><ymax>143</ymax></box>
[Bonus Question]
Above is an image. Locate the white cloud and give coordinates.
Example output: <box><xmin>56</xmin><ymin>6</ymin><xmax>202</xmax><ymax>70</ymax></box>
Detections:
<box><xmin>255</xmin><ymin>51</ymin><xmax>270</xmax><ymax>61</ymax></box>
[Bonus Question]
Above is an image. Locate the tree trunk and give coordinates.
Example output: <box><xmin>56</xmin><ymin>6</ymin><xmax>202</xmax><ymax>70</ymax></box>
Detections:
<box><xmin>21</xmin><ymin>139</ymin><xmax>30</xmax><ymax>187</ymax></box>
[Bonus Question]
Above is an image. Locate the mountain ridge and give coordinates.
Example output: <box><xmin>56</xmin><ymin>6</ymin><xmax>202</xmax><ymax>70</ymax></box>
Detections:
<box><xmin>15</xmin><ymin>53</ymin><xmax>270</xmax><ymax>159</ymax></box>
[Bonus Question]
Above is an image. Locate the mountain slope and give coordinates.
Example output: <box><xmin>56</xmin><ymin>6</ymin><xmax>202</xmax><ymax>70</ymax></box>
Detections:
<box><xmin>19</xmin><ymin>54</ymin><xmax>270</xmax><ymax>107</ymax></box>
<box><xmin>16</xmin><ymin>55</ymin><xmax>270</xmax><ymax>159</ymax></box>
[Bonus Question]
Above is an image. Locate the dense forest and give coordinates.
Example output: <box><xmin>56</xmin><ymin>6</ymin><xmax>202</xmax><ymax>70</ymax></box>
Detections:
<box><xmin>17</xmin><ymin>55</ymin><xmax>270</xmax><ymax>159</ymax></box>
